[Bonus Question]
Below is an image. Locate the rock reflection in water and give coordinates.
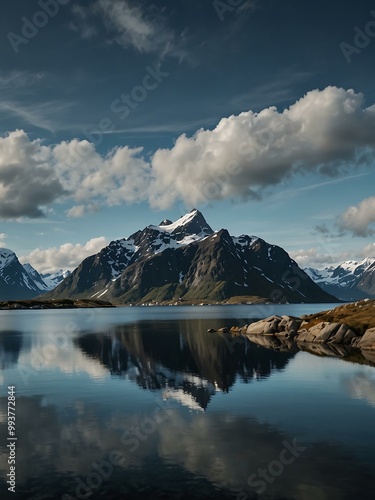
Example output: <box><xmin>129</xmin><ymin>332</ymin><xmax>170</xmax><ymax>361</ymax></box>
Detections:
<box><xmin>247</xmin><ymin>333</ymin><xmax>375</xmax><ymax>368</ymax></box>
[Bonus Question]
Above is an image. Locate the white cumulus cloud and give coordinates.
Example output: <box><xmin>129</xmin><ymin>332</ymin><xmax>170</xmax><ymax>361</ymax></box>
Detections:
<box><xmin>19</xmin><ymin>237</ymin><xmax>108</xmax><ymax>274</ymax></box>
<box><xmin>1</xmin><ymin>87</ymin><xmax>375</xmax><ymax>219</ymax></box>
<box><xmin>337</xmin><ymin>196</ymin><xmax>375</xmax><ymax>237</ymax></box>
<box><xmin>0</xmin><ymin>130</ymin><xmax>66</xmax><ymax>218</ymax></box>
<box><xmin>53</xmin><ymin>140</ymin><xmax>152</xmax><ymax>206</ymax></box>
<box><xmin>0</xmin><ymin>233</ymin><xmax>7</xmax><ymax>246</ymax></box>
<box><xmin>359</xmin><ymin>242</ymin><xmax>375</xmax><ymax>258</ymax></box>
<box><xmin>65</xmin><ymin>204</ymin><xmax>100</xmax><ymax>218</ymax></box>
<box><xmin>148</xmin><ymin>86</ymin><xmax>375</xmax><ymax>209</ymax></box>
<box><xmin>290</xmin><ymin>247</ymin><xmax>342</xmax><ymax>269</ymax></box>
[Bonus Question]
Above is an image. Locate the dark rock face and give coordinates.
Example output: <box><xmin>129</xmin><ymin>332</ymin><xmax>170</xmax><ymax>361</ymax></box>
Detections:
<box><xmin>159</xmin><ymin>219</ymin><xmax>173</xmax><ymax>226</ymax></box>
<box><xmin>43</xmin><ymin>210</ymin><xmax>338</xmax><ymax>304</ymax></box>
<box><xmin>0</xmin><ymin>249</ymin><xmax>44</xmax><ymax>300</ymax></box>
<box><xmin>0</xmin><ymin>249</ymin><xmax>70</xmax><ymax>300</ymax></box>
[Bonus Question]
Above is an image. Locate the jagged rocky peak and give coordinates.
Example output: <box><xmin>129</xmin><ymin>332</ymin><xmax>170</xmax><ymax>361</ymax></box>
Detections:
<box><xmin>159</xmin><ymin>219</ymin><xmax>173</xmax><ymax>226</ymax></box>
<box><xmin>155</xmin><ymin>209</ymin><xmax>214</xmax><ymax>241</ymax></box>
<box><xmin>45</xmin><ymin>209</ymin><xmax>338</xmax><ymax>304</ymax></box>
<box><xmin>0</xmin><ymin>248</ymin><xmax>17</xmax><ymax>267</ymax></box>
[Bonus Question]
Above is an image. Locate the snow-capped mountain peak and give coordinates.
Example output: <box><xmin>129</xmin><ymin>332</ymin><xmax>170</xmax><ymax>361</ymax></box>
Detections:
<box><xmin>45</xmin><ymin>210</ymin><xmax>336</xmax><ymax>304</ymax></box>
<box><xmin>0</xmin><ymin>248</ymin><xmax>17</xmax><ymax>269</ymax></box>
<box><xmin>336</xmin><ymin>258</ymin><xmax>375</xmax><ymax>275</ymax></box>
<box><xmin>23</xmin><ymin>263</ymin><xmax>50</xmax><ymax>291</ymax></box>
<box><xmin>122</xmin><ymin>210</ymin><xmax>214</xmax><ymax>260</ymax></box>
<box><xmin>306</xmin><ymin>257</ymin><xmax>375</xmax><ymax>300</ymax></box>
<box><xmin>0</xmin><ymin>249</ymin><xmax>53</xmax><ymax>300</ymax></box>
<box><xmin>152</xmin><ymin>209</ymin><xmax>214</xmax><ymax>240</ymax></box>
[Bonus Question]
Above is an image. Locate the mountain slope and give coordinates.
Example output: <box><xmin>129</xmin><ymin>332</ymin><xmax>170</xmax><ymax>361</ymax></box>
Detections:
<box><xmin>0</xmin><ymin>249</ymin><xmax>46</xmax><ymax>300</ymax></box>
<box><xmin>23</xmin><ymin>263</ymin><xmax>71</xmax><ymax>292</ymax></box>
<box><xmin>41</xmin><ymin>270</ymin><xmax>71</xmax><ymax>290</ymax></box>
<box><xmin>305</xmin><ymin>258</ymin><xmax>375</xmax><ymax>301</ymax></box>
<box><xmin>43</xmin><ymin>210</ymin><xmax>337</xmax><ymax>304</ymax></box>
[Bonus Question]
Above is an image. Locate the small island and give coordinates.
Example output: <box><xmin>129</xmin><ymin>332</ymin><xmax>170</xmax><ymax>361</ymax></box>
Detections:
<box><xmin>0</xmin><ymin>299</ymin><xmax>115</xmax><ymax>310</ymax></box>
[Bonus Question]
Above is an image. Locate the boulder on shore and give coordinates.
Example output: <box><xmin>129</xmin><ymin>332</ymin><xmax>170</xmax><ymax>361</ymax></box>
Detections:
<box><xmin>223</xmin><ymin>299</ymin><xmax>375</xmax><ymax>350</ymax></box>
<box><xmin>358</xmin><ymin>328</ymin><xmax>375</xmax><ymax>350</ymax></box>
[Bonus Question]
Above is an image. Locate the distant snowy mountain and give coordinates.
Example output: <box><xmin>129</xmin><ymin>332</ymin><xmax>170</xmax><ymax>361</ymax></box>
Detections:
<box><xmin>44</xmin><ymin>209</ymin><xmax>337</xmax><ymax>304</ymax></box>
<box><xmin>41</xmin><ymin>270</ymin><xmax>71</xmax><ymax>290</ymax></box>
<box><xmin>23</xmin><ymin>263</ymin><xmax>50</xmax><ymax>292</ymax></box>
<box><xmin>0</xmin><ymin>248</ymin><xmax>73</xmax><ymax>300</ymax></box>
<box><xmin>0</xmin><ymin>249</ymin><xmax>45</xmax><ymax>300</ymax></box>
<box><xmin>23</xmin><ymin>263</ymin><xmax>71</xmax><ymax>292</ymax></box>
<box><xmin>305</xmin><ymin>258</ymin><xmax>375</xmax><ymax>300</ymax></box>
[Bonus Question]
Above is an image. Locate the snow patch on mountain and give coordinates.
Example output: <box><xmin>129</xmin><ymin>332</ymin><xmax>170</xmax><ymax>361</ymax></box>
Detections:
<box><xmin>306</xmin><ymin>257</ymin><xmax>375</xmax><ymax>300</ymax></box>
<box><xmin>154</xmin><ymin>209</ymin><xmax>210</xmax><ymax>234</ymax></box>
<box><xmin>0</xmin><ymin>249</ymin><xmax>16</xmax><ymax>269</ymax></box>
<box><xmin>41</xmin><ymin>270</ymin><xmax>71</xmax><ymax>290</ymax></box>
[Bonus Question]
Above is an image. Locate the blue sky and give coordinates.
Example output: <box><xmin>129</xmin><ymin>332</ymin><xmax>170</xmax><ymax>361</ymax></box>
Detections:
<box><xmin>0</xmin><ymin>0</ymin><xmax>375</xmax><ymax>273</ymax></box>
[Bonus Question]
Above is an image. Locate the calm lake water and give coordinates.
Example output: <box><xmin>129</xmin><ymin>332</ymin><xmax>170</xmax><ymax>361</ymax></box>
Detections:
<box><xmin>1</xmin><ymin>303</ymin><xmax>375</xmax><ymax>499</ymax></box>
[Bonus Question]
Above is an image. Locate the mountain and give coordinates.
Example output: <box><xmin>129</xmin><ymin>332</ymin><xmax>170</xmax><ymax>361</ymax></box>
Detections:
<box><xmin>305</xmin><ymin>258</ymin><xmax>375</xmax><ymax>301</ymax></box>
<box><xmin>0</xmin><ymin>249</ymin><xmax>46</xmax><ymax>300</ymax></box>
<box><xmin>41</xmin><ymin>269</ymin><xmax>71</xmax><ymax>290</ymax></box>
<box><xmin>23</xmin><ymin>263</ymin><xmax>71</xmax><ymax>292</ymax></box>
<box><xmin>43</xmin><ymin>209</ymin><xmax>337</xmax><ymax>304</ymax></box>
<box><xmin>0</xmin><ymin>249</ymin><xmax>72</xmax><ymax>300</ymax></box>
<box><xmin>75</xmin><ymin>322</ymin><xmax>295</xmax><ymax>410</ymax></box>
<box><xmin>23</xmin><ymin>263</ymin><xmax>50</xmax><ymax>292</ymax></box>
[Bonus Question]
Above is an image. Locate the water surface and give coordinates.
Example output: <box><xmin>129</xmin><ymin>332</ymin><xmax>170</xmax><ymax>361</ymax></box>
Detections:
<box><xmin>1</xmin><ymin>304</ymin><xmax>374</xmax><ymax>499</ymax></box>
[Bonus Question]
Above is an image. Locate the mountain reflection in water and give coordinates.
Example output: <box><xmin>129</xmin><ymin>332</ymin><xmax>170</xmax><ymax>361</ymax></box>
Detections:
<box><xmin>1</xmin><ymin>309</ymin><xmax>375</xmax><ymax>500</ymax></box>
<box><xmin>76</xmin><ymin>320</ymin><xmax>295</xmax><ymax>410</ymax></box>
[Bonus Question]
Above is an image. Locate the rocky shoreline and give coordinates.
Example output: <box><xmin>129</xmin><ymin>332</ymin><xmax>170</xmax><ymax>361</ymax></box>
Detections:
<box><xmin>210</xmin><ymin>299</ymin><xmax>375</xmax><ymax>351</ymax></box>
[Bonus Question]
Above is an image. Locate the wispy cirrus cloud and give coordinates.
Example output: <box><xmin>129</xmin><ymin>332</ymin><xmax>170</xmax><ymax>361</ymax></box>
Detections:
<box><xmin>69</xmin><ymin>4</ymin><xmax>97</xmax><ymax>40</ymax></box>
<box><xmin>0</xmin><ymin>70</ymin><xmax>76</xmax><ymax>133</ymax></box>
<box><xmin>71</xmin><ymin>0</ymin><xmax>189</xmax><ymax>61</ymax></box>
<box><xmin>269</xmin><ymin>173</ymin><xmax>370</xmax><ymax>207</ymax></box>
<box><xmin>100</xmin><ymin>117</ymin><xmax>220</xmax><ymax>135</ymax></box>
<box><xmin>0</xmin><ymin>100</ymin><xmax>73</xmax><ymax>133</ymax></box>
<box><xmin>230</xmin><ymin>71</ymin><xmax>313</xmax><ymax>111</ymax></box>
<box><xmin>0</xmin><ymin>70</ymin><xmax>44</xmax><ymax>89</ymax></box>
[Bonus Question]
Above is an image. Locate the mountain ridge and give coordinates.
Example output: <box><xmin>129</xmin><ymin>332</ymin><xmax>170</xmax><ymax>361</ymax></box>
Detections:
<box><xmin>305</xmin><ymin>258</ymin><xmax>375</xmax><ymax>301</ymax></box>
<box><xmin>42</xmin><ymin>210</ymin><xmax>338</xmax><ymax>304</ymax></box>
<box><xmin>0</xmin><ymin>248</ymin><xmax>71</xmax><ymax>300</ymax></box>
